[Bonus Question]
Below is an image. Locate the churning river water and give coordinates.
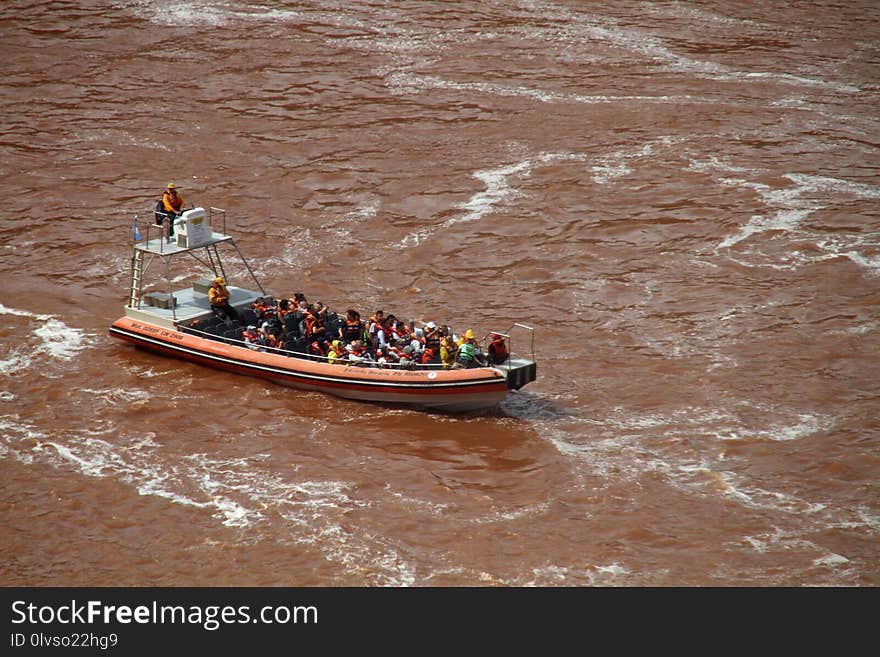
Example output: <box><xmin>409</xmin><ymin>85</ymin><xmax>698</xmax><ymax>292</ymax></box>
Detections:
<box><xmin>1</xmin><ymin>0</ymin><xmax>878</xmax><ymax>586</ymax></box>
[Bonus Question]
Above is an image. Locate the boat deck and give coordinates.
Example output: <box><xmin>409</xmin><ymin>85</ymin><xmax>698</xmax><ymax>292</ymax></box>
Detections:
<box><xmin>125</xmin><ymin>285</ymin><xmax>262</xmax><ymax>329</ymax></box>
<box><xmin>137</xmin><ymin>232</ymin><xmax>231</xmax><ymax>256</ymax></box>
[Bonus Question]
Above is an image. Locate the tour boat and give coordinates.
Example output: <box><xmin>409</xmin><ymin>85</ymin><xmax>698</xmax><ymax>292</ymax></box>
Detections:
<box><xmin>109</xmin><ymin>206</ymin><xmax>537</xmax><ymax>412</ymax></box>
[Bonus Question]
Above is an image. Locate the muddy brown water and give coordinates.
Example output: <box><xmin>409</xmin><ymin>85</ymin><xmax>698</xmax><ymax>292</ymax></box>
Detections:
<box><xmin>1</xmin><ymin>1</ymin><xmax>878</xmax><ymax>586</ymax></box>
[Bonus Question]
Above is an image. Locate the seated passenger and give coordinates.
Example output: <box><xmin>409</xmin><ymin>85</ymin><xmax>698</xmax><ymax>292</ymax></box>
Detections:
<box><xmin>376</xmin><ymin>345</ymin><xmax>395</xmax><ymax>368</ymax></box>
<box><xmin>424</xmin><ymin>321</ymin><xmax>441</xmax><ymax>351</ymax></box>
<box><xmin>388</xmin><ymin>340</ymin><xmax>407</xmax><ymax>362</ymax></box>
<box><xmin>340</xmin><ymin>309</ymin><xmax>364</xmax><ymax>345</ymax></box>
<box><xmin>456</xmin><ymin>328</ymin><xmax>478</xmax><ymax>348</ymax></box>
<box><xmin>302</xmin><ymin>306</ymin><xmax>324</xmax><ymax>339</ymax></box>
<box><xmin>242</xmin><ymin>325</ymin><xmax>261</xmax><ymax>350</ymax></box>
<box><xmin>440</xmin><ymin>334</ymin><xmax>456</xmax><ymax>369</ymax></box>
<box><xmin>327</xmin><ymin>340</ymin><xmax>346</xmax><ymax>365</ymax></box>
<box><xmin>420</xmin><ymin>346</ymin><xmax>436</xmax><ymax>366</ymax></box>
<box><xmin>156</xmin><ymin>182</ymin><xmax>184</xmax><ymax>242</ymax></box>
<box><xmin>208</xmin><ymin>276</ymin><xmax>239</xmax><ymax>324</ymax></box>
<box><xmin>487</xmin><ymin>333</ymin><xmax>509</xmax><ymax>364</ymax></box>
<box><xmin>455</xmin><ymin>333</ymin><xmax>484</xmax><ymax>369</ymax></box>
<box><xmin>259</xmin><ymin>322</ymin><xmax>282</xmax><ymax>350</ymax></box>
<box><xmin>308</xmin><ymin>338</ymin><xmax>328</xmax><ymax>359</ymax></box>
<box><xmin>253</xmin><ymin>297</ymin><xmax>277</xmax><ymax>322</ymax></box>
<box><xmin>372</xmin><ymin>319</ymin><xmax>388</xmax><ymax>351</ymax></box>
<box><xmin>347</xmin><ymin>340</ymin><xmax>372</xmax><ymax>366</ymax></box>
<box><xmin>387</xmin><ymin>316</ymin><xmax>408</xmax><ymax>341</ymax></box>
<box><xmin>278</xmin><ymin>298</ymin><xmax>294</xmax><ymax>322</ymax></box>
<box><xmin>367</xmin><ymin>310</ymin><xmax>385</xmax><ymax>347</ymax></box>
<box><xmin>398</xmin><ymin>345</ymin><xmax>416</xmax><ymax>369</ymax></box>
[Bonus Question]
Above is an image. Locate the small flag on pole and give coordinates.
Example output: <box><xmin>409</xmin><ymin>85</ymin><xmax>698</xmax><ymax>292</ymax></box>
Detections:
<box><xmin>132</xmin><ymin>218</ymin><xmax>142</xmax><ymax>241</ymax></box>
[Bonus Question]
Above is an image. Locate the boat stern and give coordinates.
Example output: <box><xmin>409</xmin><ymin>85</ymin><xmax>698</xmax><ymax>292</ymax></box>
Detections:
<box><xmin>492</xmin><ymin>357</ymin><xmax>537</xmax><ymax>390</ymax></box>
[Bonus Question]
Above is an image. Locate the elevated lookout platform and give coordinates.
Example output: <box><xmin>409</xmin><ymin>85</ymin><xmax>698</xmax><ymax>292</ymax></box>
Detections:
<box><xmin>126</xmin><ymin>206</ymin><xmax>265</xmax><ymax>329</ymax></box>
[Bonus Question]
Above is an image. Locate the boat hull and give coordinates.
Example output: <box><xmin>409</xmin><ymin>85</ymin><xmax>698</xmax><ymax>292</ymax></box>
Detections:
<box><xmin>109</xmin><ymin>317</ymin><xmax>510</xmax><ymax>412</ymax></box>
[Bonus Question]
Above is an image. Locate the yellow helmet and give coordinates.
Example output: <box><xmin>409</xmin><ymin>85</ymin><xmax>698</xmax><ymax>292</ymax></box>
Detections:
<box><xmin>465</xmin><ymin>329</ymin><xmax>475</xmax><ymax>339</ymax></box>
<box><xmin>167</xmin><ymin>182</ymin><xmax>175</xmax><ymax>189</ymax></box>
<box><xmin>214</xmin><ymin>276</ymin><xmax>224</xmax><ymax>284</ymax></box>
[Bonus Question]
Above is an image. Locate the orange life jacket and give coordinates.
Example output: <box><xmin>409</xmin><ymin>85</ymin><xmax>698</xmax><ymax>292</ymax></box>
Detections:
<box><xmin>489</xmin><ymin>338</ymin><xmax>508</xmax><ymax>361</ymax></box>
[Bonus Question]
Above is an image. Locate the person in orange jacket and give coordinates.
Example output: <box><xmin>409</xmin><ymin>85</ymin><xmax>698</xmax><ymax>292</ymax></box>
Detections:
<box><xmin>156</xmin><ymin>182</ymin><xmax>185</xmax><ymax>242</ymax></box>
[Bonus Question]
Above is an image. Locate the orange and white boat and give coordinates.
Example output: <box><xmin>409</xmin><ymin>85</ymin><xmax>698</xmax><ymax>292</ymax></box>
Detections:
<box><xmin>109</xmin><ymin>206</ymin><xmax>536</xmax><ymax>412</ymax></box>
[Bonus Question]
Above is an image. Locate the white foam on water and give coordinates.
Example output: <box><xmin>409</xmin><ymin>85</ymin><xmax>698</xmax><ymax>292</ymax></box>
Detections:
<box><xmin>386</xmin><ymin>70</ymin><xmax>716</xmax><ymax>108</ymax></box>
<box><xmin>0</xmin><ymin>415</ymin><xmax>44</xmax><ymax>465</ymax></box>
<box><xmin>527</xmin><ymin>561</ymin><xmax>632</xmax><ymax>586</ymax></box>
<box><xmin>741</xmin><ymin>528</ymin><xmax>860</xmax><ymax>583</ymax></box>
<box><xmin>80</xmin><ymin>387</ymin><xmax>153</xmax><ymax>407</ymax></box>
<box><xmin>591</xmin><ymin>162</ymin><xmax>631</xmax><ymax>185</ymax></box>
<box><xmin>394</xmin><ymin>152</ymin><xmax>586</xmax><ymax>250</ymax></box>
<box><xmin>0</xmin><ymin>303</ymin><xmax>42</xmax><ymax>319</ymax></box>
<box><xmin>259</xmin><ymin>227</ymin><xmax>323</xmax><ymax>272</ymax></box>
<box><xmin>11</xmin><ymin>428</ymin><xmax>267</xmax><ymax>527</ymax></box>
<box><xmin>590</xmin><ymin>136</ymin><xmax>681</xmax><ymax>185</ymax></box>
<box><xmin>0</xmin><ymin>350</ymin><xmax>33</xmax><ymax>376</ymax></box>
<box><xmin>0</xmin><ymin>304</ymin><xmax>89</xmax><ymax>374</ymax></box>
<box><xmin>135</xmin><ymin>1</ymin><xmax>232</xmax><ymax>27</ymax></box>
<box><xmin>469</xmin><ymin>501</ymin><xmax>551</xmax><ymax>525</ymax></box>
<box><xmin>124</xmin><ymin>365</ymin><xmax>179</xmax><ymax>379</ymax></box>
<box><xmin>711</xmin><ymin>470</ymin><xmax>827</xmax><ymax>516</ymax></box>
<box><xmin>385</xmin><ymin>485</ymin><xmax>452</xmax><ymax>516</ymax></box>
<box><xmin>325</xmin><ymin>202</ymin><xmax>379</xmax><ymax>240</ymax></box>
<box><xmin>813</xmin><ymin>553</ymin><xmax>850</xmax><ymax>568</ymax></box>
<box><xmin>707</xmin><ymin>172</ymin><xmax>880</xmax><ymax>272</ymax></box>
<box><xmin>509</xmin><ymin>3</ymin><xmax>860</xmax><ymax>94</ymax></box>
<box><xmin>34</xmin><ymin>318</ymin><xmax>87</xmax><ymax>362</ymax></box>
<box><xmin>393</xmin><ymin>158</ymin><xmax>531</xmax><ymax>249</ymax></box>
<box><xmin>540</xmin><ymin>403</ymin><xmax>841</xmax><ymax>526</ymax></box>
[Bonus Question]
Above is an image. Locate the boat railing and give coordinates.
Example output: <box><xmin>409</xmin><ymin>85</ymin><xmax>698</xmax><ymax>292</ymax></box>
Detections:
<box><xmin>133</xmin><ymin>206</ymin><xmax>229</xmax><ymax>254</ymax></box>
<box><xmin>481</xmin><ymin>322</ymin><xmax>535</xmax><ymax>366</ymax></box>
<box><xmin>208</xmin><ymin>207</ymin><xmax>227</xmax><ymax>235</ymax></box>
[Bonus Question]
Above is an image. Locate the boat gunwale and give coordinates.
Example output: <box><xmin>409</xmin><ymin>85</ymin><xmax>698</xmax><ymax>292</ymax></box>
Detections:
<box><xmin>109</xmin><ymin>317</ymin><xmax>508</xmax><ymax>393</ymax></box>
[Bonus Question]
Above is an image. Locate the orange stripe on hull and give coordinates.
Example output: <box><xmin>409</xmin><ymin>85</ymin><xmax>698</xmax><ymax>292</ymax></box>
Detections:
<box><xmin>109</xmin><ymin>317</ymin><xmax>508</xmax><ymax>410</ymax></box>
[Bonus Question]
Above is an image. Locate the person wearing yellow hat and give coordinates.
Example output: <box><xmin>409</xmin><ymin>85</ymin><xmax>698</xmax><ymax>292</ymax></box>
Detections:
<box><xmin>455</xmin><ymin>328</ymin><xmax>477</xmax><ymax>348</ymax></box>
<box><xmin>208</xmin><ymin>275</ymin><xmax>239</xmax><ymax>324</ymax></box>
<box><xmin>454</xmin><ymin>330</ymin><xmax>482</xmax><ymax>369</ymax></box>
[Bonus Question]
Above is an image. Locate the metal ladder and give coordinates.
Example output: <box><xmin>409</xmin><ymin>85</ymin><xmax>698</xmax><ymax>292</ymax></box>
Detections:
<box><xmin>129</xmin><ymin>248</ymin><xmax>144</xmax><ymax>308</ymax></box>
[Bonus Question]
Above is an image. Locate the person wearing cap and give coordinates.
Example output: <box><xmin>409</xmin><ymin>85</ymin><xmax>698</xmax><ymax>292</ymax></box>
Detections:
<box><xmin>259</xmin><ymin>321</ymin><xmax>281</xmax><ymax>350</ymax></box>
<box><xmin>423</xmin><ymin>321</ymin><xmax>441</xmax><ymax>363</ymax></box>
<box><xmin>487</xmin><ymin>333</ymin><xmax>509</xmax><ymax>365</ymax></box>
<box><xmin>456</xmin><ymin>328</ymin><xmax>479</xmax><ymax>348</ymax></box>
<box><xmin>454</xmin><ymin>330</ymin><xmax>484</xmax><ymax>368</ymax></box>
<box><xmin>158</xmin><ymin>183</ymin><xmax>185</xmax><ymax>242</ymax></box>
<box><xmin>208</xmin><ymin>276</ymin><xmax>239</xmax><ymax>323</ymax></box>
<box><xmin>242</xmin><ymin>325</ymin><xmax>260</xmax><ymax>350</ymax></box>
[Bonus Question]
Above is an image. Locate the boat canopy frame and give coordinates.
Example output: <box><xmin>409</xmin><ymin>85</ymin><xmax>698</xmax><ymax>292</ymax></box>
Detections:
<box><xmin>129</xmin><ymin>206</ymin><xmax>265</xmax><ymax>321</ymax></box>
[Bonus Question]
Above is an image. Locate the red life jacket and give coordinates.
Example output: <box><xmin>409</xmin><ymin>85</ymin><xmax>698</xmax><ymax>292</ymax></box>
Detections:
<box><xmin>489</xmin><ymin>339</ymin><xmax>508</xmax><ymax>361</ymax></box>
